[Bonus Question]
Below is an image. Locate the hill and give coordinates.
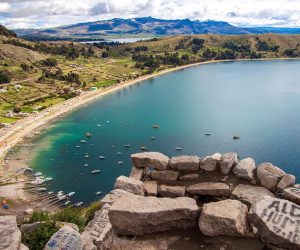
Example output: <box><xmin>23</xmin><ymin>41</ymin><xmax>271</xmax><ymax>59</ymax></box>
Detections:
<box><xmin>15</xmin><ymin>17</ymin><xmax>300</xmax><ymax>40</ymax></box>
<box><xmin>0</xmin><ymin>25</ymin><xmax>17</xmax><ymax>38</ymax></box>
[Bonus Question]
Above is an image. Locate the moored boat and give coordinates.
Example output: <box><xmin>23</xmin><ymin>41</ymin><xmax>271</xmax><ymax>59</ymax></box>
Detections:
<box><xmin>91</xmin><ymin>170</ymin><xmax>101</xmax><ymax>174</ymax></box>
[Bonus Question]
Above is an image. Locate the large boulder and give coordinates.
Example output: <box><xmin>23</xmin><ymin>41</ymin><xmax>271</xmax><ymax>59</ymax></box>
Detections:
<box><xmin>169</xmin><ymin>155</ymin><xmax>200</xmax><ymax>172</ymax></box>
<box><xmin>220</xmin><ymin>152</ymin><xmax>238</xmax><ymax>175</ymax></box>
<box><xmin>201</xmin><ymin>153</ymin><xmax>221</xmax><ymax>171</ymax></box>
<box><xmin>144</xmin><ymin>181</ymin><xmax>158</xmax><ymax>196</ymax></box>
<box><xmin>0</xmin><ymin>216</ymin><xmax>21</xmax><ymax>250</ymax></box>
<box><xmin>186</xmin><ymin>182</ymin><xmax>230</xmax><ymax>196</ymax></box>
<box><xmin>199</xmin><ymin>199</ymin><xmax>249</xmax><ymax>237</ymax></box>
<box><xmin>283</xmin><ymin>187</ymin><xmax>300</xmax><ymax>205</ymax></box>
<box><xmin>179</xmin><ymin>173</ymin><xmax>199</xmax><ymax>181</ymax></box>
<box><xmin>231</xmin><ymin>184</ymin><xmax>274</xmax><ymax>206</ymax></box>
<box><xmin>81</xmin><ymin>204</ymin><xmax>112</xmax><ymax>250</ymax></box>
<box><xmin>129</xmin><ymin>166</ymin><xmax>144</xmax><ymax>181</ymax></box>
<box><xmin>100</xmin><ymin>189</ymin><xmax>129</xmax><ymax>206</ymax></box>
<box><xmin>233</xmin><ymin>158</ymin><xmax>256</xmax><ymax>180</ymax></box>
<box><xmin>157</xmin><ymin>185</ymin><xmax>185</xmax><ymax>198</ymax></box>
<box><xmin>131</xmin><ymin>152</ymin><xmax>169</xmax><ymax>170</ymax></box>
<box><xmin>114</xmin><ymin>176</ymin><xmax>144</xmax><ymax>195</ymax></box>
<box><xmin>108</xmin><ymin>193</ymin><xmax>199</xmax><ymax>235</ymax></box>
<box><xmin>150</xmin><ymin>170</ymin><xmax>179</xmax><ymax>181</ymax></box>
<box><xmin>277</xmin><ymin>174</ymin><xmax>296</xmax><ymax>192</ymax></box>
<box><xmin>257</xmin><ymin>163</ymin><xmax>285</xmax><ymax>191</ymax></box>
<box><xmin>44</xmin><ymin>225</ymin><xmax>82</xmax><ymax>250</ymax></box>
<box><xmin>249</xmin><ymin>196</ymin><xmax>300</xmax><ymax>249</ymax></box>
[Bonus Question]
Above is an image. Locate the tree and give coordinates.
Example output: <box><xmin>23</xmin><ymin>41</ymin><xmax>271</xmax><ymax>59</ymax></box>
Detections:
<box><xmin>102</xmin><ymin>51</ymin><xmax>109</xmax><ymax>58</ymax></box>
<box><xmin>13</xmin><ymin>107</ymin><xmax>21</xmax><ymax>113</ymax></box>
<box><xmin>0</xmin><ymin>70</ymin><xmax>11</xmax><ymax>84</ymax></box>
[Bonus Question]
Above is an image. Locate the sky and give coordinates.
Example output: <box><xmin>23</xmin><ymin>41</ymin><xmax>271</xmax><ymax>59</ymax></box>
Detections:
<box><xmin>0</xmin><ymin>0</ymin><xmax>299</xmax><ymax>29</ymax></box>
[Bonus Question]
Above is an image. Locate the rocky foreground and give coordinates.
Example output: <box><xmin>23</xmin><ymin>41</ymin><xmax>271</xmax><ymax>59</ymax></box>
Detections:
<box><xmin>2</xmin><ymin>152</ymin><xmax>300</xmax><ymax>249</ymax></box>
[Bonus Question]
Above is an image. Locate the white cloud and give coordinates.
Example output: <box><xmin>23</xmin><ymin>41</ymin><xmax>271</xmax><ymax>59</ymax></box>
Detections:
<box><xmin>0</xmin><ymin>0</ymin><xmax>299</xmax><ymax>29</ymax></box>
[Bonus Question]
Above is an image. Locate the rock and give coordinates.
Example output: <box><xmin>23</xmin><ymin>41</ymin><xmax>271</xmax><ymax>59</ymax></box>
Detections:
<box><xmin>57</xmin><ymin>222</ymin><xmax>79</xmax><ymax>232</ymax></box>
<box><xmin>201</xmin><ymin>153</ymin><xmax>221</xmax><ymax>171</ymax></box>
<box><xmin>81</xmin><ymin>204</ymin><xmax>112</xmax><ymax>250</ymax></box>
<box><xmin>45</xmin><ymin>225</ymin><xmax>83</xmax><ymax>250</ymax></box>
<box><xmin>186</xmin><ymin>182</ymin><xmax>230</xmax><ymax>196</ymax></box>
<box><xmin>144</xmin><ymin>181</ymin><xmax>158</xmax><ymax>196</ymax></box>
<box><xmin>24</xmin><ymin>208</ymin><xmax>34</xmax><ymax>215</ymax></box>
<box><xmin>131</xmin><ymin>152</ymin><xmax>169</xmax><ymax>170</ymax></box>
<box><xmin>277</xmin><ymin>174</ymin><xmax>296</xmax><ymax>192</ymax></box>
<box><xmin>20</xmin><ymin>244</ymin><xmax>29</xmax><ymax>250</ymax></box>
<box><xmin>233</xmin><ymin>158</ymin><xmax>256</xmax><ymax>180</ymax></box>
<box><xmin>157</xmin><ymin>185</ymin><xmax>185</xmax><ymax>198</ymax></box>
<box><xmin>20</xmin><ymin>222</ymin><xmax>43</xmax><ymax>234</ymax></box>
<box><xmin>283</xmin><ymin>187</ymin><xmax>300</xmax><ymax>205</ymax></box>
<box><xmin>231</xmin><ymin>184</ymin><xmax>274</xmax><ymax>206</ymax></box>
<box><xmin>100</xmin><ymin>189</ymin><xmax>129</xmax><ymax>206</ymax></box>
<box><xmin>114</xmin><ymin>176</ymin><xmax>144</xmax><ymax>195</ymax></box>
<box><xmin>220</xmin><ymin>152</ymin><xmax>238</xmax><ymax>175</ymax></box>
<box><xmin>150</xmin><ymin>170</ymin><xmax>179</xmax><ymax>181</ymax></box>
<box><xmin>0</xmin><ymin>216</ymin><xmax>21</xmax><ymax>250</ymax></box>
<box><xmin>179</xmin><ymin>173</ymin><xmax>199</xmax><ymax>181</ymax></box>
<box><xmin>257</xmin><ymin>163</ymin><xmax>286</xmax><ymax>191</ymax></box>
<box><xmin>249</xmin><ymin>196</ymin><xmax>300</xmax><ymax>249</ymax></box>
<box><xmin>129</xmin><ymin>166</ymin><xmax>144</xmax><ymax>181</ymax></box>
<box><xmin>109</xmin><ymin>193</ymin><xmax>199</xmax><ymax>235</ymax></box>
<box><xmin>199</xmin><ymin>199</ymin><xmax>249</xmax><ymax>237</ymax></box>
<box><xmin>169</xmin><ymin>155</ymin><xmax>200</xmax><ymax>172</ymax></box>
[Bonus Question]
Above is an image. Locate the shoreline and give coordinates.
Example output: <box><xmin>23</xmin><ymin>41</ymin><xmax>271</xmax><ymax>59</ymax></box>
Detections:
<box><xmin>0</xmin><ymin>57</ymin><xmax>298</xmax><ymax>170</ymax></box>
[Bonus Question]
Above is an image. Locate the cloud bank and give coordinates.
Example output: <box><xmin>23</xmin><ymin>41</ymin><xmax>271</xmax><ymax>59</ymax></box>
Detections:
<box><xmin>0</xmin><ymin>0</ymin><xmax>299</xmax><ymax>29</ymax></box>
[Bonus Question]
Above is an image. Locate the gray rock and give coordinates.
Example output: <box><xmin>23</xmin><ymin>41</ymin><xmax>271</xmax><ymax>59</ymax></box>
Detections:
<box><xmin>114</xmin><ymin>176</ymin><xmax>144</xmax><ymax>195</ymax></box>
<box><xmin>81</xmin><ymin>204</ymin><xmax>112</xmax><ymax>250</ymax></box>
<box><xmin>220</xmin><ymin>152</ymin><xmax>238</xmax><ymax>175</ymax></box>
<box><xmin>100</xmin><ymin>189</ymin><xmax>129</xmax><ymax>206</ymax></box>
<box><xmin>233</xmin><ymin>158</ymin><xmax>256</xmax><ymax>180</ymax></box>
<box><xmin>283</xmin><ymin>187</ymin><xmax>300</xmax><ymax>205</ymax></box>
<box><xmin>231</xmin><ymin>184</ymin><xmax>274</xmax><ymax>206</ymax></box>
<box><xmin>201</xmin><ymin>153</ymin><xmax>221</xmax><ymax>171</ymax></box>
<box><xmin>109</xmin><ymin>193</ymin><xmax>199</xmax><ymax>235</ymax></box>
<box><xmin>150</xmin><ymin>170</ymin><xmax>179</xmax><ymax>181</ymax></box>
<box><xmin>157</xmin><ymin>185</ymin><xmax>185</xmax><ymax>198</ymax></box>
<box><xmin>179</xmin><ymin>173</ymin><xmax>199</xmax><ymax>181</ymax></box>
<box><xmin>129</xmin><ymin>166</ymin><xmax>144</xmax><ymax>181</ymax></box>
<box><xmin>169</xmin><ymin>155</ymin><xmax>200</xmax><ymax>172</ymax></box>
<box><xmin>0</xmin><ymin>216</ymin><xmax>21</xmax><ymax>250</ymax></box>
<box><xmin>199</xmin><ymin>199</ymin><xmax>249</xmax><ymax>237</ymax></box>
<box><xmin>186</xmin><ymin>182</ymin><xmax>230</xmax><ymax>196</ymax></box>
<box><xmin>257</xmin><ymin>163</ymin><xmax>285</xmax><ymax>191</ymax></box>
<box><xmin>277</xmin><ymin>174</ymin><xmax>296</xmax><ymax>192</ymax></box>
<box><xmin>131</xmin><ymin>152</ymin><xmax>169</xmax><ymax>170</ymax></box>
<box><xmin>20</xmin><ymin>244</ymin><xmax>29</xmax><ymax>250</ymax></box>
<box><xmin>44</xmin><ymin>225</ymin><xmax>83</xmax><ymax>250</ymax></box>
<box><xmin>144</xmin><ymin>181</ymin><xmax>158</xmax><ymax>196</ymax></box>
<box><xmin>249</xmin><ymin>196</ymin><xmax>300</xmax><ymax>249</ymax></box>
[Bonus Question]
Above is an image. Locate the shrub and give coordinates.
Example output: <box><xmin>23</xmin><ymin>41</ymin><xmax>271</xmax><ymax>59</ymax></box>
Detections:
<box><xmin>52</xmin><ymin>207</ymin><xmax>85</xmax><ymax>232</ymax></box>
<box><xmin>28</xmin><ymin>211</ymin><xmax>51</xmax><ymax>223</ymax></box>
<box><xmin>0</xmin><ymin>70</ymin><xmax>11</xmax><ymax>84</ymax></box>
<box><xmin>102</xmin><ymin>51</ymin><xmax>109</xmax><ymax>58</ymax></box>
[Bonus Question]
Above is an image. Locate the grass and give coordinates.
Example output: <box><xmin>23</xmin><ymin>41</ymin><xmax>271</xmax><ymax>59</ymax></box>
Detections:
<box><xmin>32</xmin><ymin>97</ymin><xmax>65</xmax><ymax>109</ymax></box>
<box><xmin>0</xmin><ymin>116</ymin><xmax>18</xmax><ymax>123</ymax></box>
<box><xmin>93</xmin><ymin>79</ymin><xmax>118</xmax><ymax>88</ymax></box>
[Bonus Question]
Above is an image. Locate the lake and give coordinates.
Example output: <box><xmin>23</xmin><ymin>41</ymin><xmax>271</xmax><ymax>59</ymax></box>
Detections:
<box><xmin>27</xmin><ymin>59</ymin><xmax>300</xmax><ymax>204</ymax></box>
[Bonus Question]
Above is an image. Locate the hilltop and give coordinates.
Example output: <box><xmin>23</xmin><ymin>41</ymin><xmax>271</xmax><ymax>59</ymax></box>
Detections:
<box><xmin>15</xmin><ymin>17</ymin><xmax>300</xmax><ymax>40</ymax></box>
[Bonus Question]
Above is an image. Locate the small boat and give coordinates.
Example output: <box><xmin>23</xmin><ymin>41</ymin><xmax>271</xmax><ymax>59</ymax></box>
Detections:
<box><xmin>58</xmin><ymin>195</ymin><xmax>67</xmax><ymax>201</ymax></box>
<box><xmin>118</xmin><ymin>161</ymin><xmax>124</xmax><ymax>165</ymax></box>
<box><xmin>152</xmin><ymin>124</ymin><xmax>160</xmax><ymax>129</ymax></box>
<box><xmin>31</xmin><ymin>179</ymin><xmax>45</xmax><ymax>185</ymax></box>
<box><xmin>85</xmin><ymin>132</ymin><xmax>93</xmax><ymax>137</ymax></box>
<box><xmin>117</xmin><ymin>152</ymin><xmax>122</xmax><ymax>155</ymax></box>
<box><xmin>34</xmin><ymin>172</ymin><xmax>42</xmax><ymax>177</ymax></box>
<box><xmin>85</xmin><ymin>154</ymin><xmax>90</xmax><ymax>158</ymax></box>
<box><xmin>140</xmin><ymin>146</ymin><xmax>147</xmax><ymax>151</ymax></box>
<box><xmin>233</xmin><ymin>136</ymin><xmax>240</xmax><ymax>140</ymax></box>
<box><xmin>67</xmin><ymin>192</ymin><xmax>75</xmax><ymax>197</ymax></box>
<box><xmin>63</xmin><ymin>201</ymin><xmax>71</xmax><ymax>206</ymax></box>
<box><xmin>150</xmin><ymin>137</ymin><xmax>155</xmax><ymax>140</ymax></box>
<box><xmin>45</xmin><ymin>177</ymin><xmax>53</xmax><ymax>181</ymax></box>
<box><xmin>205</xmin><ymin>133</ymin><xmax>212</xmax><ymax>136</ymax></box>
<box><xmin>48</xmin><ymin>191</ymin><xmax>54</xmax><ymax>195</ymax></box>
<box><xmin>80</xmin><ymin>140</ymin><xmax>87</xmax><ymax>143</ymax></box>
<box><xmin>75</xmin><ymin>202</ymin><xmax>83</xmax><ymax>207</ymax></box>
<box><xmin>84</xmin><ymin>164</ymin><xmax>89</xmax><ymax>167</ymax></box>
<box><xmin>36</xmin><ymin>187</ymin><xmax>47</xmax><ymax>191</ymax></box>
<box><xmin>96</xmin><ymin>191</ymin><xmax>102</xmax><ymax>195</ymax></box>
<box><xmin>76</xmin><ymin>145</ymin><xmax>80</xmax><ymax>148</ymax></box>
<box><xmin>97</xmin><ymin>124</ymin><xmax>101</xmax><ymax>127</ymax></box>
<box><xmin>99</xmin><ymin>156</ymin><xmax>106</xmax><ymax>159</ymax></box>
<box><xmin>106</xmin><ymin>121</ymin><xmax>110</xmax><ymax>123</ymax></box>
<box><xmin>123</xmin><ymin>144</ymin><xmax>130</xmax><ymax>148</ymax></box>
<box><xmin>91</xmin><ymin>170</ymin><xmax>101</xmax><ymax>174</ymax></box>
<box><xmin>176</xmin><ymin>147</ymin><xmax>182</xmax><ymax>151</ymax></box>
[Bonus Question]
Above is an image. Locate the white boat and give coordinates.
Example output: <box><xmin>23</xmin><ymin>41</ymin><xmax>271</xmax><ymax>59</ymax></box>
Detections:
<box><xmin>80</xmin><ymin>140</ymin><xmax>87</xmax><ymax>143</ymax></box>
<box><xmin>117</xmin><ymin>152</ymin><xmax>122</xmax><ymax>155</ymax></box>
<box><xmin>106</xmin><ymin>121</ymin><xmax>110</xmax><ymax>123</ymax></box>
<box><xmin>96</xmin><ymin>191</ymin><xmax>102</xmax><ymax>195</ymax></box>
<box><xmin>31</xmin><ymin>178</ymin><xmax>45</xmax><ymax>185</ymax></box>
<box><xmin>45</xmin><ymin>177</ymin><xmax>53</xmax><ymax>181</ymax></box>
<box><xmin>176</xmin><ymin>147</ymin><xmax>182</xmax><ymax>151</ymax></box>
<box><xmin>76</xmin><ymin>145</ymin><xmax>80</xmax><ymax>148</ymax></box>
<box><xmin>63</xmin><ymin>201</ymin><xmax>71</xmax><ymax>206</ymax></box>
<box><xmin>75</xmin><ymin>202</ymin><xmax>83</xmax><ymax>207</ymax></box>
<box><xmin>67</xmin><ymin>192</ymin><xmax>75</xmax><ymax>197</ymax></box>
<box><xmin>84</xmin><ymin>164</ymin><xmax>89</xmax><ymax>167</ymax></box>
<box><xmin>58</xmin><ymin>195</ymin><xmax>67</xmax><ymax>200</ymax></box>
<box><xmin>123</xmin><ymin>144</ymin><xmax>130</xmax><ymax>148</ymax></box>
<box><xmin>91</xmin><ymin>170</ymin><xmax>101</xmax><ymax>174</ymax></box>
<box><xmin>150</xmin><ymin>137</ymin><xmax>155</xmax><ymax>140</ymax></box>
<box><xmin>85</xmin><ymin>154</ymin><xmax>90</xmax><ymax>158</ymax></box>
<box><xmin>99</xmin><ymin>156</ymin><xmax>106</xmax><ymax>159</ymax></box>
<box><xmin>118</xmin><ymin>161</ymin><xmax>123</xmax><ymax>165</ymax></box>
<box><xmin>97</xmin><ymin>124</ymin><xmax>101</xmax><ymax>127</ymax></box>
<box><xmin>48</xmin><ymin>191</ymin><xmax>54</xmax><ymax>195</ymax></box>
<box><xmin>34</xmin><ymin>172</ymin><xmax>42</xmax><ymax>177</ymax></box>
<box><xmin>36</xmin><ymin>187</ymin><xmax>47</xmax><ymax>191</ymax></box>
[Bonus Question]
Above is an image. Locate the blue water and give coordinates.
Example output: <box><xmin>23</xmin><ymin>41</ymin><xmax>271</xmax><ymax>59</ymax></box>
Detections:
<box><xmin>28</xmin><ymin>60</ymin><xmax>300</xmax><ymax>204</ymax></box>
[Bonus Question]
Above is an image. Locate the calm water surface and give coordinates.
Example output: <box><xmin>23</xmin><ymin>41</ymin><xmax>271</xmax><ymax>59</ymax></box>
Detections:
<box><xmin>28</xmin><ymin>60</ymin><xmax>300</xmax><ymax>204</ymax></box>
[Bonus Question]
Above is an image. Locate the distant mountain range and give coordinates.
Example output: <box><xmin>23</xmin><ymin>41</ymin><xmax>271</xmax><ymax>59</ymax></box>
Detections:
<box><xmin>14</xmin><ymin>17</ymin><xmax>300</xmax><ymax>40</ymax></box>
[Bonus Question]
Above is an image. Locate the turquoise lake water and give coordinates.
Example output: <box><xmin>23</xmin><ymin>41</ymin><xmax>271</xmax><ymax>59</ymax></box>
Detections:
<box><xmin>28</xmin><ymin>60</ymin><xmax>300</xmax><ymax>204</ymax></box>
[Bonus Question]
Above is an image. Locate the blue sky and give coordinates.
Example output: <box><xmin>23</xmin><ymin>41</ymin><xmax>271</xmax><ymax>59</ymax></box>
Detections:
<box><xmin>0</xmin><ymin>0</ymin><xmax>299</xmax><ymax>29</ymax></box>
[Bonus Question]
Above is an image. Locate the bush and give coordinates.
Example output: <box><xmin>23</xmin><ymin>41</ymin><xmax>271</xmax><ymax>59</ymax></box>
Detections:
<box><xmin>0</xmin><ymin>70</ymin><xmax>11</xmax><ymax>84</ymax></box>
<box><xmin>52</xmin><ymin>207</ymin><xmax>85</xmax><ymax>232</ymax></box>
<box><xmin>102</xmin><ymin>51</ymin><xmax>109</xmax><ymax>58</ymax></box>
<box><xmin>40</xmin><ymin>58</ymin><xmax>57</xmax><ymax>67</ymax></box>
